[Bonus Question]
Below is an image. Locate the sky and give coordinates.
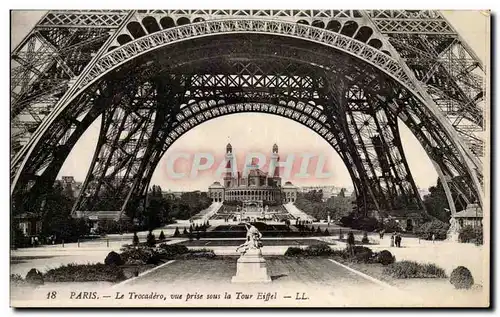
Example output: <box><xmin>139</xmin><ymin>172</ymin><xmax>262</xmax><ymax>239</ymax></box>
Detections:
<box><xmin>10</xmin><ymin>10</ymin><xmax>489</xmax><ymax>192</ymax></box>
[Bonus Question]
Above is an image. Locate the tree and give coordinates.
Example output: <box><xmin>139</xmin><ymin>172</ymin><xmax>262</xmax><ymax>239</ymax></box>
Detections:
<box><xmin>382</xmin><ymin>219</ymin><xmax>402</xmax><ymax>233</ymax></box>
<box><xmin>423</xmin><ymin>178</ymin><xmax>468</xmax><ymax>223</ymax></box>
<box><xmin>415</xmin><ymin>220</ymin><xmax>449</xmax><ymax>240</ymax></box>
<box><xmin>145</xmin><ymin>185</ymin><xmax>167</xmax><ymax>229</ymax></box>
<box><xmin>159</xmin><ymin>230</ymin><xmax>166</xmax><ymax>240</ymax></box>
<box><xmin>423</xmin><ymin>180</ymin><xmax>450</xmax><ymax>223</ymax></box>
<box><xmin>172</xmin><ymin>228</ymin><xmax>180</xmax><ymax>237</ymax></box>
<box><xmin>146</xmin><ymin>230</ymin><xmax>156</xmax><ymax>247</ymax></box>
<box><xmin>132</xmin><ymin>232</ymin><xmax>139</xmax><ymax>246</ymax></box>
<box><xmin>458</xmin><ymin>225</ymin><xmax>483</xmax><ymax>245</ymax></box>
<box><xmin>38</xmin><ymin>183</ymin><xmax>90</xmax><ymax>243</ymax></box>
<box><xmin>347</xmin><ymin>232</ymin><xmax>355</xmax><ymax>246</ymax></box>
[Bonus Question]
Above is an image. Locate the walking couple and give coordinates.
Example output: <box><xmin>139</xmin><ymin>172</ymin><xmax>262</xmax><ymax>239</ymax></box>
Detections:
<box><xmin>391</xmin><ymin>233</ymin><xmax>402</xmax><ymax>247</ymax></box>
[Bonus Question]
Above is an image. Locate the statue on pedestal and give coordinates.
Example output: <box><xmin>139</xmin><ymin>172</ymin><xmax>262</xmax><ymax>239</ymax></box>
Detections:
<box><xmin>232</xmin><ymin>222</ymin><xmax>271</xmax><ymax>283</ymax></box>
<box><xmin>236</xmin><ymin>223</ymin><xmax>263</xmax><ymax>254</ymax></box>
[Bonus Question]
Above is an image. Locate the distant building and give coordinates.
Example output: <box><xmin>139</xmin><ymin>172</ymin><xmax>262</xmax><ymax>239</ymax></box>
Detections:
<box><xmin>208</xmin><ymin>143</ymin><xmax>298</xmax><ymax>204</ymax></box>
<box><xmin>56</xmin><ymin>175</ymin><xmax>82</xmax><ymax>198</ymax></box>
<box><xmin>207</xmin><ymin>182</ymin><xmax>224</xmax><ymax>202</ymax></box>
<box><xmin>453</xmin><ymin>204</ymin><xmax>483</xmax><ymax>228</ymax></box>
<box><xmin>369</xmin><ymin>209</ymin><xmax>425</xmax><ymax>232</ymax></box>
<box><xmin>14</xmin><ymin>212</ymin><xmax>42</xmax><ymax>236</ymax></box>
<box><xmin>282</xmin><ymin>181</ymin><xmax>298</xmax><ymax>203</ymax></box>
<box><xmin>299</xmin><ymin>185</ymin><xmax>354</xmax><ymax>201</ymax></box>
<box><xmin>74</xmin><ymin>210</ymin><xmax>130</xmax><ymax>233</ymax></box>
<box><xmin>161</xmin><ymin>190</ymin><xmax>186</xmax><ymax>200</ymax></box>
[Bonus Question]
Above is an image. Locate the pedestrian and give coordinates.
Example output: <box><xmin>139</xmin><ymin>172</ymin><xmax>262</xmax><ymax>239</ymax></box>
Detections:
<box><xmin>396</xmin><ymin>234</ymin><xmax>402</xmax><ymax>248</ymax></box>
<box><xmin>432</xmin><ymin>233</ymin><xmax>436</xmax><ymax>243</ymax></box>
<box><xmin>390</xmin><ymin>234</ymin><xmax>395</xmax><ymax>247</ymax></box>
<box><xmin>347</xmin><ymin>231</ymin><xmax>355</xmax><ymax>257</ymax></box>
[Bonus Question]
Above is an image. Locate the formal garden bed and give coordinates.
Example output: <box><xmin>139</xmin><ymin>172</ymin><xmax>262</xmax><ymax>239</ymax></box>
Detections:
<box><xmin>283</xmin><ymin>243</ymin><xmax>477</xmax><ymax>290</ymax></box>
<box><xmin>10</xmin><ymin>242</ymin><xmax>216</xmax><ymax>286</ymax></box>
<box><xmin>179</xmin><ymin>238</ymin><xmax>334</xmax><ymax>247</ymax></box>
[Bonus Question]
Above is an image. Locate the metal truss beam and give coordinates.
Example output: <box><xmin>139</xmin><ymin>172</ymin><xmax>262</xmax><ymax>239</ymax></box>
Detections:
<box><xmin>11</xmin><ymin>10</ymin><xmax>486</xmax><ymax>219</ymax></box>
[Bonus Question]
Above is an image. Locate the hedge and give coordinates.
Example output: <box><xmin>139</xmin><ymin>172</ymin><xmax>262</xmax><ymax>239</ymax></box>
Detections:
<box><xmin>284</xmin><ymin>243</ymin><xmax>333</xmax><ymax>257</ymax></box>
<box><xmin>458</xmin><ymin>226</ymin><xmax>483</xmax><ymax>245</ymax></box>
<box><xmin>415</xmin><ymin>220</ymin><xmax>449</xmax><ymax>240</ymax></box>
<box><xmin>376</xmin><ymin>250</ymin><xmax>395</xmax><ymax>266</ymax></box>
<box><xmin>383</xmin><ymin>261</ymin><xmax>447</xmax><ymax>278</ymax></box>
<box><xmin>44</xmin><ymin>263</ymin><xmax>126</xmax><ymax>282</ymax></box>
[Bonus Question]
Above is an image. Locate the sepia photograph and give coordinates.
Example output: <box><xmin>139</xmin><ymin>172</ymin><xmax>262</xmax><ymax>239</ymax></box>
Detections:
<box><xmin>9</xmin><ymin>8</ymin><xmax>491</xmax><ymax>308</ymax></box>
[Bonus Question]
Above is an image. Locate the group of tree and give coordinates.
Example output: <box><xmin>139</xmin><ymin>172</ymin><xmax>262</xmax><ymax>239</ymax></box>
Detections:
<box><xmin>422</xmin><ymin>179</ymin><xmax>451</xmax><ymax>223</ymax></box>
<box><xmin>294</xmin><ymin>192</ymin><xmax>333</xmax><ymax>221</ymax></box>
<box><xmin>132</xmin><ymin>186</ymin><xmax>212</xmax><ymax>230</ymax></box>
<box><xmin>12</xmin><ymin>182</ymin><xmax>91</xmax><ymax>247</ymax></box>
<box><xmin>422</xmin><ymin>178</ymin><xmax>469</xmax><ymax>224</ymax></box>
<box><xmin>173</xmin><ymin>222</ymin><xmax>211</xmax><ymax>237</ymax></box>
<box><xmin>12</xmin><ymin>182</ymin><xmax>214</xmax><ymax>247</ymax></box>
<box><xmin>339</xmin><ymin>213</ymin><xmax>382</xmax><ymax>232</ymax></box>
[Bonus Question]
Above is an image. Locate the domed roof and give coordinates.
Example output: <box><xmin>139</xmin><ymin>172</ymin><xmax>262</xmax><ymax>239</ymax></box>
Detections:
<box><xmin>283</xmin><ymin>181</ymin><xmax>297</xmax><ymax>188</ymax></box>
<box><xmin>209</xmin><ymin>181</ymin><xmax>224</xmax><ymax>189</ymax></box>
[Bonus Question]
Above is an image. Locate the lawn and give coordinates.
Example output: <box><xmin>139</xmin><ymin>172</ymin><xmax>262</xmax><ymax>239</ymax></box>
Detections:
<box><xmin>125</xmin><ymin>256</ymin><xmax>371</xmax><ymax>287</ymax></box>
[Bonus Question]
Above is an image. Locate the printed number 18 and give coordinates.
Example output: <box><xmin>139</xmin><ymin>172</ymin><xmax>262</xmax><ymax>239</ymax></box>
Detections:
<box><xmin>46</xmin><ymin>291</ymin><xmax>57</xmax><ymax>299</ymax></box>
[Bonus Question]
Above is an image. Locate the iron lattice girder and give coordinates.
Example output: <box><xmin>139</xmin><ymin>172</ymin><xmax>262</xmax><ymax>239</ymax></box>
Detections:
<box><xmin>11</xmin><ymin>10</ymin><xmax>485</xmax><ymax>171</ymax></box>
<box><xmin>74</xmin><ymin>81</ymin><xmax>158</xmax><ymax>211</ymax></box>
<box><xmin>11</xmin><ymin>20</ymin><xmax>114</xmax><ymax>160</ymax></box>
<box><xmin>13</xmin><ymin>33</ymin><xmax>478</xmax><ymax>214</ymax></box>
<box><xmin>363</xmin><ymin>11</ymin><xmax>485</xmax><ymax>158</ymax></box>
<box><xmin>68</xmin><ymin>42</ymin><xmax>427</xmax><ymax>214</ymax></box>
<box><xmin>392</xmin><ymin>91</ymin><xmax>478</xmax><ymax>205</ymax></box>
<box><xmin>38</xmin><ymin>10</ymin><xmax>129</xmax><ymax>28</ymax></box>
<box><xmin>12</xmin><ymin>12</ymin><xmax>482</xmax><ymax>177</ymax></box>
<box><xmin>138</xmin><ymin>9</ymin><xmax>364</xmax><ymax>20</ymax></box>
<box><xmin>77</xmin><ymin>19</ymin><xmax>413</xmax><ymax>90</ymax></box>
<box><xmin>10</xmin><ymin>11</ymin><xmax>486</xmax><ymax>216</ymax></box>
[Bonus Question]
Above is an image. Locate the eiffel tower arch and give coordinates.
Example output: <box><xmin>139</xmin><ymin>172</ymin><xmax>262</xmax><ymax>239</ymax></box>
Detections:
<box><xmin>11</xmin><ymin>10</ymin><xmax>486</xmax><ymax>219</ymax></box>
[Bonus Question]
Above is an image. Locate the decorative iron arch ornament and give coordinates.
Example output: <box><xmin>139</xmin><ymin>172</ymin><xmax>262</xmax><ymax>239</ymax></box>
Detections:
<box><xmin>11</xmin><ymin>12</ymin><xmax>485</xmax><ymax>218</ymax></box>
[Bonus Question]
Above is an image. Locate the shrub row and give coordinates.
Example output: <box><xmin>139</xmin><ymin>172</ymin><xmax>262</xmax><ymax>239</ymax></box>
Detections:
<box><xmin>284</xmin><ymin>243</ymin><xmax>333</xmax><ymax>257</ymax></box>
<box><xmin>284</xmin><ymin>244</ymin><xmax>395</xmax><ymax>266</ymax></box>
<box><xmin>200</xmin><ymin>231</ymin><xmax>334</xmax><ymax>238</ymax></box>
<box><xmin>44</xmin><ymin>263</ymin><xmax>126</xmax><ymax>282</ymax></box>
<box><xmin>382</xmin><ymin>261</ymin><xmax>447</xmax><ymax>279</ymax></box>
<box><xmin>415</xmin><ymin>220</ymin><xmax>449</xmax><ymax>240</ymax></box>
<box><xmin>458</xmin><ymin>226</ymin><xmax>483</xmax><ymax>245</ymax></box>
<box><xmin>109</xmin><ymin>243</ymin><xmax>212</xmax><ymax>266</ymax></box>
